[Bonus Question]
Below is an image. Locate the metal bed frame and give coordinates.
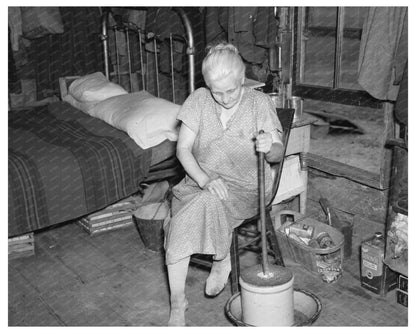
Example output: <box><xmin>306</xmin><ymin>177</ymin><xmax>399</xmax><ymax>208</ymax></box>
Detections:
<box><xmin>100</xmin><ymin>8</ymin><xmax>195</xmax><ymax>103</ymax></box>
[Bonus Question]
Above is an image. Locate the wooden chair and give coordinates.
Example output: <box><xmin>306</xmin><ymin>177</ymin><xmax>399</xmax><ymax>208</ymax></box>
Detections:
<box><xmin>229</xmin><ymin>107</ymin><xmax>295</xmax><ymax>295</ymax></box>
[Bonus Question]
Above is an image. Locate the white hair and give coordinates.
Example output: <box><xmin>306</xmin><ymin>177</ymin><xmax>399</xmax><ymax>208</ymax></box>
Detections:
<box><xmin>202</xmin><ymin>43</ymin><xmax>246</xmax><ymax>86</ymax></box>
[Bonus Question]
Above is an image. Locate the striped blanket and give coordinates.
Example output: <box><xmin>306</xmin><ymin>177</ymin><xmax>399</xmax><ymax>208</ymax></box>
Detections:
<box><xmin>8</xmin><ymin>102</ymin><xmax>154</xmax><ymax>237</ymax></box>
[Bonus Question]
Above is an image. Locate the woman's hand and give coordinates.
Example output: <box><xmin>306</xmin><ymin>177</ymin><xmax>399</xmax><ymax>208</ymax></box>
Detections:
<box><xmin>255</xmin><ymin>131</ymin><xmax>273</xmax><ymax>154</ymax></box>
<box><xmin>204</xmin><ymin>178</ymin><xmax>229</xmax><ymax>201</ymax></box>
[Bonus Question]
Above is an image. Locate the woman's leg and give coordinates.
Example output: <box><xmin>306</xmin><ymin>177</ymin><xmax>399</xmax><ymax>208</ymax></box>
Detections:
<box><xmin>205</xmin><ymin>252</ymin><xmax>231</xmax><ymax>296</ymax></box>
<box><xmin>167</xmin><ymin>256</ymin><xmax>190</xmax><ymax>326</ymax></box>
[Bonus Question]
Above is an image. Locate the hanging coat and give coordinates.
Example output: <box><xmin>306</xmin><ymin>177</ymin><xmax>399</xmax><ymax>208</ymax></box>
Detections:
<box><xmin>205</xmin><ymin>7</ymin><xmax>277</xmax><ymax>64</ymax></box>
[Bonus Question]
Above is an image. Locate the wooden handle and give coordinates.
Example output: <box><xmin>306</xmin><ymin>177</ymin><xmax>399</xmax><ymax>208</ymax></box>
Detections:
<box><xmin>258</xmin><ymin>130</ymin><xmax>269</xmax><ymax>274</ymax></box>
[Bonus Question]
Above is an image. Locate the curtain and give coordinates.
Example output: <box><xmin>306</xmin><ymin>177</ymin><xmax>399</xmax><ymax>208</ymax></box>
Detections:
<box><xmin>357</xmin><ymin>7</ymin><xmax>407</xmax><ymax>101</ymax></box>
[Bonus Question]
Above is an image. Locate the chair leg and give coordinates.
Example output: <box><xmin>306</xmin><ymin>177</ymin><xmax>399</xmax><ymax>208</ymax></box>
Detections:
<box><xmin>265</xmin><ymin>210</ymin><xmax>285</xmax><ymax>266</ymax></box>
<box><xmin>230</xmin><ymin>231</ymin><xmax>240</xmax><ymax>295</ymax></box>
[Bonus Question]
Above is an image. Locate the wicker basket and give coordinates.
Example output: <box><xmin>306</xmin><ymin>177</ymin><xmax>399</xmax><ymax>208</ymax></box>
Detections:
<box><xmin>274</xmin><ymin>210</ymin><xmax>344</xmax><ymax>275</ymax></box>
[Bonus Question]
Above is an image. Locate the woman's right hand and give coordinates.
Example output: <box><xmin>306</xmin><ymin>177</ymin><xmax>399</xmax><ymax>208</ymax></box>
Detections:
<box><xmin>203</xmin><ymin>177</ymin><xmax>229</xmax><ymax>201</ymax></box>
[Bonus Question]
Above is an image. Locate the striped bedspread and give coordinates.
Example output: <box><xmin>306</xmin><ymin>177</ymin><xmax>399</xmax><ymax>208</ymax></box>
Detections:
<box><xmin>8</xmin><ymin>102</ymin><xmax>154</xmax><ymax>237</ymax></box>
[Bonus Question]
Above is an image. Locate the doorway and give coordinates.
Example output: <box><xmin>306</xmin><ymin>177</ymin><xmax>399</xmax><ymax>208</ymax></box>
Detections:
<box><xmin>290</xmin><ymin>7</ymin><xmax>387</xmax><ymax>186</ymax></box>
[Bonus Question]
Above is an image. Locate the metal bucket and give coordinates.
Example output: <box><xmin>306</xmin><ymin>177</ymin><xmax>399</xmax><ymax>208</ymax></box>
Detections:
<box><xmin>225</xmin><ymin>289</ymin><xmax>322</xmax><ymax>326</ymax></box>
<box><xmin>133</xmin><ymin>202</ymin><xmax>169</xmax><ymax>252</ymax></box>
<box><xmin>289</xmin><ymin>96</ymin><xmax>304</xmax><ymax>121</ymax></box>
<box><xmin>268</xmin><ymin>92</ymin><xmax>284</xmax><ymax>108</ymax></box>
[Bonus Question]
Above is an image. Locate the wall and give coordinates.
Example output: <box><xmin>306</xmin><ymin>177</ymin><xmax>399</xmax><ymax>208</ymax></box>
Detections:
<box><xmin>306</xmin><ymin>169</ymin><xmax>389</xmax><ymax>246</ymax></box>
<box><xmin>9</xmin><ymin>7</ymin><xmax>104</xmax><ymax>102</ymax></box>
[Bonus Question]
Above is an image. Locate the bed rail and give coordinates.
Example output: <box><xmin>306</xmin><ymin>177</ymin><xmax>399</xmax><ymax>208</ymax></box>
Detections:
<box><xmin>174</xmin><ymin>7</ymin><xmax>195</xmax><ymax>95</ymax></box>
<box><xmin>100</xmin><ymin>8</ymin><xmax>195</xmax><ymax>103</ymax></box>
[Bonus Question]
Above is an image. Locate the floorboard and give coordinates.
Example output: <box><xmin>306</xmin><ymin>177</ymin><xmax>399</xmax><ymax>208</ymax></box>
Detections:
<box><xmin>8</xmin><ymin>215</ymin><xmax>407</xmax><ymax>326</ymax></box>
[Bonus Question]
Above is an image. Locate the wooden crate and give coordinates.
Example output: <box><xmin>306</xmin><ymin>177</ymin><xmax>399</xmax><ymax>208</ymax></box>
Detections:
<box><xmin>77</xmin><ymin>197</ymin><xmax>137</xmax><ymax>236</ymax></box>
<box><xmin>8</xmin><ymin>233</ymin><xmax>35</xmax><ymax>260</ymax></box>
<box><xmin>78</xmin><ymin>214</ymin><xmax>134</xmax><ymax>236</ymax></box>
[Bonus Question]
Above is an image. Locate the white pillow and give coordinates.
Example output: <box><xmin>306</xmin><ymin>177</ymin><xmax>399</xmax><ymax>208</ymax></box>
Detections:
<box><xmin>88</xmin><ymin>91</ymin><xmax>180</xmax><ymax>149</ymax></box>
<box><xmin>68</xmin><ymin>72</ymin><xmax>128</xmax><ymax>103</ymax></box>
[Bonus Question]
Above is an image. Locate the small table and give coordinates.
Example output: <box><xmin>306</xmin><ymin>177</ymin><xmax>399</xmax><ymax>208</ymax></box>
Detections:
<box><xmin>272</xmin><ymin>116</ymin><xmax>312</xmax><ymax>214</ymax></box>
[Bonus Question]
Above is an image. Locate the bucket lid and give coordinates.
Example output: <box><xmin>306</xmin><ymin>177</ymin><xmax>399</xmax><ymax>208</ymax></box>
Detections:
<box><xmin>240</xmin><ymin>264</ymin><xmax>293</xmax><ymax>287</ymax></box>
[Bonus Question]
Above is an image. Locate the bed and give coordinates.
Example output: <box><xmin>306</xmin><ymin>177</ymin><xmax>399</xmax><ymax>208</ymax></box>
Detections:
<box><xmin>8</xmin><ymin>8</ymin><xmax>195</xmax><ymax>237</ymax></box>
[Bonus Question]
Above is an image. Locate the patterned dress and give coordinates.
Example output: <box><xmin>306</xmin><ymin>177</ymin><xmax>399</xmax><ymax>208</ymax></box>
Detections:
<box><xmin>164</xmin><ymin>87</ymin><xmax>282</xmax><ymax>265</ymax></box>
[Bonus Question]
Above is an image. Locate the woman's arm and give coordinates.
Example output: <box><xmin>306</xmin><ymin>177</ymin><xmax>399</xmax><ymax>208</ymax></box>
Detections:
<box><xmin>256</xmin><ymin>129</ymin><xmax>284</xmax><ymax>163</ymax></box>
<box><xmin>176</xmin><ymin>123</ymin><xmax>210</xmax><ymax>188</ymax></box>
<box><xmin>265</xmin><ymin>142</ymin><xmax>284</xmax><ymax>163</ymax></box>
<box><xmin>265</xmin><ymin>130</ymin><xmax>284</xmax><ymax>163</ymax></box>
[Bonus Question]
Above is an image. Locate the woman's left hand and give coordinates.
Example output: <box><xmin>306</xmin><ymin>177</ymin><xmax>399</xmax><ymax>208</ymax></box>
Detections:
<box><xmin>255</xmin><ymin>131</ymin><xmax>273</xmax><ymax>154</ymax></box>
<box><xmin>205</xmin><ymin>177</ymin><xmax>229</xmax><ymax>201</ymax></box>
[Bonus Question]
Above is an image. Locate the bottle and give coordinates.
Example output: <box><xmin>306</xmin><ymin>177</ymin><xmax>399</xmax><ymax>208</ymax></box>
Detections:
<box><xmin>360</xmin><ymin>232</ymin><xmax>398</xmax><ymax>295</ymax></box>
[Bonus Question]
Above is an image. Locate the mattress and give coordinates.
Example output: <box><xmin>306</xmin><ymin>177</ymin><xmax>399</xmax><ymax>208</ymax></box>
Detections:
<box><xmin>8</xmin><ymin>102</ymin><xmax>178</xmax><ymax>236</ymax></box>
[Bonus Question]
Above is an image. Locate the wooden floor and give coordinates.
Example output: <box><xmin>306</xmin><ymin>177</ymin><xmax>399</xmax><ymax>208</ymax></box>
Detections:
<box><xmin>8</xmin><ymin>208</ymin><xmax>408</xmax><ymax>327</ymax></box>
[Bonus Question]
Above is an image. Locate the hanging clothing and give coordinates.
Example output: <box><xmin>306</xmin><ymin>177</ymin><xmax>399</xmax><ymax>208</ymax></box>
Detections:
<box><xmin>159</xmin><ymin>40</ymin><xmax>185</xmax><ymax>74</ymax></box>
<box><xmin>107</xmin><ymin>8</ymin><xmax>147</xmax><ymax>65</ymax></box>
<box><xmin>205</xmin><ymin>7</ymin><xmax>277</xmax><ymax>64</ymax></box>
<box><xmin>127</xmin><ymin>9</ymin><xmax>147</xmax><ymax>30</ymax></box>
<box><xmin>164</xmin><ymin>87</ymin><xmax>282</xmax><ymax>265</ymax></box>
<box><xmin>24</xmin><ymin>7</ymin><xmax>103</xmax><ymax>99</ymax></box>
<box><xmin>108</xmin><ymin>12</ymin><xmax>127</xmax><ymax>64</ymax></box>
<box><xmin>394</xmin><ymin>62</ymin><xmax>407</xmax><ymax>126</ymax></box>
<box><xmin>20</xmin><ymin>7</ymin><xmax>64</xmax><ymax>40</ymax></box>
<box><xmin>205</xmin><ymin>7</ymin><xmax>228</xmax><ymax>44</ymax></box>
<box><xmin>8</xmin><ymin>7</ymin><xmax>22</xmax><ymax>52</ymax></box>
<box><xmin>9</xmin><ymin>27</ymin><xmax>20</xmax><ymax>94</ymax></box>
<box><xmin>146</xmin><ymin>8</ymin><xmax>185</xmax><ymax>40</ymax></box>
<box><xmin>357</xmin><ymin>7</ymin><xmax>408</xmax><ymax>101</ymax></box>
<box><xmin>145</xmin><ymin>8</ymin><xmax>186</xmax><ymax>74</ymax></box>
<box><xmin>253</xmin><ymin>7</ymin><xmax>278</xmax><ymax>48</ymax></box>
<box><xmin>227</xmin><ymin>7</ymin><xmax>265</xmax><ymax>64</ymax></box>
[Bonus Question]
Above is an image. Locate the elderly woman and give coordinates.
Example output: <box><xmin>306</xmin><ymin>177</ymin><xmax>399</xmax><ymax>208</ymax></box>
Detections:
<box><xmin>164</xmin><ymin>42</ymin><xmax>283</xmax><ymax>326</ymax></box>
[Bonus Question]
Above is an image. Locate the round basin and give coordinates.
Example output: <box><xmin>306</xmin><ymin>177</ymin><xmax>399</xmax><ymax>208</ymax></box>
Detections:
<box><xmin>225</xmin><ymin>289</ymin><xmax>322</xmax><ymax>326</ymax></box>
